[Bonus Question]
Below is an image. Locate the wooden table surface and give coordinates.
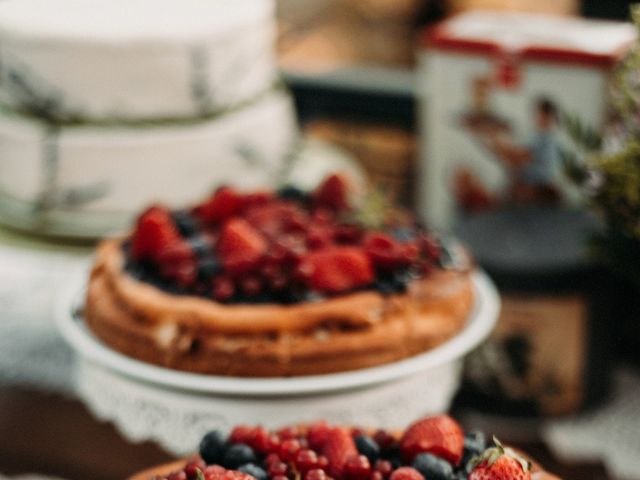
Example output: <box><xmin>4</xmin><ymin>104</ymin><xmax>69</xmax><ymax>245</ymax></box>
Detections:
<box><xmin>0</xmin><ymin>387</ymin><xmax>610</xmax><ymax>480</ymax></box>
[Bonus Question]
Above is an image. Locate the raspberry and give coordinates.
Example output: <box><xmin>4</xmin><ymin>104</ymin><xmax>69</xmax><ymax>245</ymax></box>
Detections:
<box><xmin>317</xmin><ymin>456</ymin><xmax>329</xmax><ymax>470</ymax></box>
<box><xmin>333</xmin><ymin>224</ymin><xmax>362</xmax><ymax>244</ymax></box>
<box><xmin>173</xmin><ymin>263</ymin><xmax>198</xmax><ymax>289</ymax></box>
<box><xmin>202</xmin><ymin>466</ymin><xmax>256</xmax><ymax>480</ymax></box>
<box><xmin>268</xmin><ymin>462</ymin><xmax>288</xmax><ymax>477</ymax></box>
<box><xmin>389</xmin><ymin>467</ymin><xmax>424</xmax><ymax>480</ymax></box>
<box><xmin>373</xmin><ymin>431</ymin><xmax>396</xmax><ymax>452</ymax></box>
<box><xmin>311</xmin><ymin>208</ymin><xmax>334</xmax><ymax>225</ymax></box>
<box><xmin>265</xmin><ymin>453</ymin><xmax>282</xmax><ymax>467</ymax></box>
<box><xmin>306</xmin><ymin>227</ymin><xmax>333</xmax><ymax>250</ymax></box>
<box><xmin>295</xmin><ymin>449</ymin><xmax>319</xmax><ymax>472</ymax></box>
<box><xmin>277</xmin><ymin>426</ymin><xmax>302</xmax><ymax>440</ymax></box>
<box><xmin>305</xmin><ymin>469</ymin><xmax>328</xmax><ymax>480</ymax></box>
<box><xmin>400</xmin><ymin>243</ymin><xmax>419</xmax><ymax>264</ymax></box>
<box><xmin>267</xmin><ymin>434</ymin><xmax>282</xmax><ymax>453</ymax></box>
<box><xmin>240</xmin><ymin>276</ymin><xmax>263</xmax><ymax>297</ymax></box>
<box><xmin>344</xmin><ymin>455</ymin><xmax>371</xmax><ymax>480</ymax></box>
<box><xmin>235</xmin><ymin>426</ymin><xmax>270</xmax><ymax>453</ymax></box>
<box><xmin>285</xmin><ymin>211</ymin><xmax>309</xmax><ymax>234</ymax></box>
<box><xmin>374</xmin><ymin>460</ymin><xmax>393</xmax><ymax>479</ymax></box>
<box><xmin>195</xmin><ymin>187</ymin><xmax>243</xmax><ymax>224</ymax></box>
<box><xmin>279</xmin><ymin>438</ymin><xmax>302</xmax><ymax>462</ymax></box>
<box><xmin>212</xmin><ymin>276</ymin><xmax>235</xmax><ymax>302</ymax></box>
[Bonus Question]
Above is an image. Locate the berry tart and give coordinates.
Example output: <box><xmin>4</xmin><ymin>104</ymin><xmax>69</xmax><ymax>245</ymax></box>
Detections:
<box><xmin>85</xmin><ymin>174</ymin><xmax>475</xmax><ymax>376</ymax></box>
<box><xmin>129</xmin><ymin>415</ymin><xmax>559</xmax><ymax>480</ymax></box>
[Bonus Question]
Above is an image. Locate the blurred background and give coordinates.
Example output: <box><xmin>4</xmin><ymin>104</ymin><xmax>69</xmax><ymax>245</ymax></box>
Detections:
<box><xmin>0</xmin><ymin>0</ymin><xmax>639</xmax><ymax>479</ymax></box>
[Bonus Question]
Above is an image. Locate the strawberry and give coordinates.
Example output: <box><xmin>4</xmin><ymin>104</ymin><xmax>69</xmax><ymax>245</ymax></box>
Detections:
<box><xmin>242</xmin><ymin>191</ymin><xmax>273</xmax><ymax>209</ymax></box>
<box><xmin>400</xmin><ymin>415</ymin><xmax>464</xmax><ymax>465</ymax></box>
<box><xmin>363</xmin><ymin>232</ymin><xmax>403</xmax><ymax>270</ymax></box>
<box><xmin>195</xmin><ymin>187</ymin><xmax>243</xmax><ymax>224</ymax></box>
<box><xmin>218</xmin><ymin>218</ymin><xmax>267</xmax><ymax>275</ymax></box>
<box><xmin>244</xmin><ymin>201</ymin><xmax>305</xmax><ymax>238</ymax></box>
<box><xmin>468</xmin><ymin>439</ymin><xmax>532</xmax><ymax>480</ymax></box>
<box><xmin>131</xmin><ymin>205</ymin><xmax>182</xmax><ymax>260</ymax></box>
<box><xmin>307</xmin><ymin>420</ymin><xmax>331</xmax><ymax>451</ymax></box>
<box><xmin>154</xmin><ymin>238</ymin><xmax>198</xmax><ymax>288</ymax></box>
<box><xmin>322</xmin><ymin>427</ymin><xmax>358</xmax><ymax>479</ymax></box>
<box><xmin>313</xmin><ymin>174</ymin><xmax>350</xmax><ymax>212</ymax></box>
<box><xmin>298</xmin><ymin>246</ymin><xmax>374</xmax><ymax>293</ymax></box>
<box><xmin>363</xmin><ymin>233</ymin><xmax>420</xmax><ymax>270</ymax></box>
<box><xmin>389</xmin><ymin>467</ymin><xmax>424</xmax><ymax>480</ymax></box>
<box><xmin>156</xmin><ymin>239</ymin><xmax>194</xmax><ymax>265</ymax></box>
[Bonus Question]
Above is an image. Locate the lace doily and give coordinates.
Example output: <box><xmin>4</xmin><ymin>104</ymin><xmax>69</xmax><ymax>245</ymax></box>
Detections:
<box><xmin>543</xmin><ymin>368</ymin><xmax>640</xmax><ymax>480</ymax></box>
<box><xmin>75</xmin><ymin>358</ymin><xmax>462</xmax><ymax>456</ymax></box>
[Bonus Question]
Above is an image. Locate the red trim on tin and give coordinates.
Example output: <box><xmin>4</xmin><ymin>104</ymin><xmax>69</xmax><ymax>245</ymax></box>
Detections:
<box><xmin>421</xmin><ymin>20</ymin><xmax>634</xmax><ymax>69</ymax></box>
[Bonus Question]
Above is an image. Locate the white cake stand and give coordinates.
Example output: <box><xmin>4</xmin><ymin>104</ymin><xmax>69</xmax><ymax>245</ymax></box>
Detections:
<box><xmin>55</xmin><ymin>271</ymin><xmax>500</xmax><ymax>456</ymax></box>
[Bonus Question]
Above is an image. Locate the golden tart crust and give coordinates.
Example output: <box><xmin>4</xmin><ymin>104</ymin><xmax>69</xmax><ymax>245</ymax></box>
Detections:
<box><xmin>84</xmin><ymin>239</ymin><xmax>475</xmax><ymax>377</ymax></box>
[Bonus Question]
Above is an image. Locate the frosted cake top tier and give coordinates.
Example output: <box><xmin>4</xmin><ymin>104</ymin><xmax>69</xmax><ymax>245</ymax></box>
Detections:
<box><xmin>0</xmin><ymin>0</ymin><xmax>274</xmax><ymax>44</ymax></box>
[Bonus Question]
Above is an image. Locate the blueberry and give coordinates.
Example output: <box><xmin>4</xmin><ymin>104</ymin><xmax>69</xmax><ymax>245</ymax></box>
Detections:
<box><xmin>223</xmin><ymin>443</ymin><xmax>257</xmax><ymax>469</ymax></box>
<box><xmin>277</xmin><ymin>185</ymin><xmax>307</xmax><ymax>202</ymax></box>
<box><xmin>462</xmin><ymin>431</ymin><xmax>486</xmax><ymax>469</ymax></box>
<box><xmin>387</xmin><ymin>456</ymin><xmax>403</xmax><ymax>470</ymax></box>
<box><xmin>412</xmin><ymin>453</ymin><xmax>454</xmax><ymax>480</ymax></box>
<box><xmin>374</xmin><ymin>272</ymin><xmax>408</xmax><ymax>294</ymax></box>
<box><xmin>392</xmin><ymin>227</ymin><xmax>416</xmax><ymax>243</ymax></box>
<box><xmin>198</xmin><ymin>257</ymin><xmax>221</xmax><ymax>280</ymax></box>
<box><xmin>375</xmin><ymin>277</ymin><xmax>396</xmax><ymax>295</ymax></box>
<box><xmin>392</xmin><ymin>270</ymin><xmax>410</xmax><ymax>292</ymax></box>
<box><xmin>199</xmin><ymin>430</ymin><xmax>227</xmax><ymax>465</ymax></box>
<box><xmin>278</xmin><ymin>289</ymin><xmax>322</xmax><ymax>305</ymax></box>
<box><xmin>238</xmin><ymin>463</ymin><xmax>268</xmax><ymax>480</ymax></box>
<box><xmin>380</xmin><ymin>442</ymin><xmax>400</xmax><ymax>461</ymax></box>
<box><xmin>354</xmin><ymin>435</ymin><xmax>380</xmax><ymax>462</ymax></box>
<box><xmin>124</xmin><ymin>260</ymin><xmax>146</xmax><ymax>280</ymax></box>
<box><xmin>173</xmin><ymin>211</ymin><xmax>198</xmax><ymax>237</ymax></box>
<box><xmin>189</xmin><ymin>237</ymin><xmax>211</xmax><ymax>257</ymax></box>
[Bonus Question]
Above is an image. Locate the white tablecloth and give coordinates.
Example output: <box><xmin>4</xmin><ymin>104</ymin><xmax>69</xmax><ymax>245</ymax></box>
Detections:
<box><xmin>0</xmin><ymin>229</ymin><xmax>90</xmax><ymax>394</ymax></box>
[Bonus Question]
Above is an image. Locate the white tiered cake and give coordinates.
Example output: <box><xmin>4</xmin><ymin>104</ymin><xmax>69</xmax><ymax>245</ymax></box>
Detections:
<box><xmin>0</xmin><ymin>0</ymin><xmax>278</xmax><ymax>121</ymax></box>
<box><xmin>0</xmin><ymin>0</ymin><xmax>299</xmax><ymax>237</ymax></box>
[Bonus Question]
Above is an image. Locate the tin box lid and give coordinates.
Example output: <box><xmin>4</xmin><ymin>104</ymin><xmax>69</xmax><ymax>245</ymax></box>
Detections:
<box><xmin>423</xmin><ymin>11</ymin><xmax>636</xmax><ymax>67</ymax></box>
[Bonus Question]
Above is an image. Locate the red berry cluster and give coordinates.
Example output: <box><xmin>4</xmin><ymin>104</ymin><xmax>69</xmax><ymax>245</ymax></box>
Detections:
<box><xmin>128</xmin><ymin>174</ymin><xmax>445</xmax><ymax>303</ymax></box>
<box><xmin>152</xmin><ymin>416</ymin><xmax>533</xmax><ymax>480</ymax></box>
